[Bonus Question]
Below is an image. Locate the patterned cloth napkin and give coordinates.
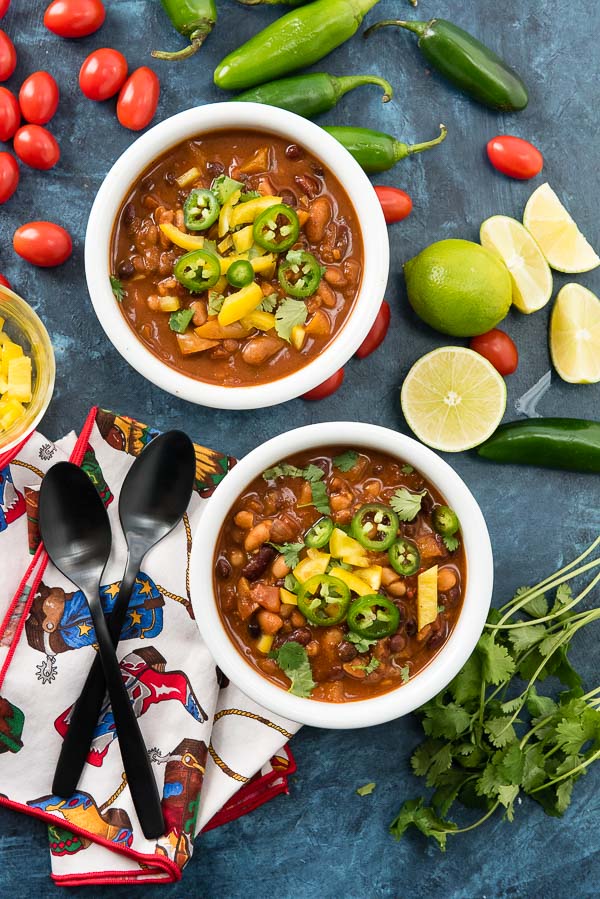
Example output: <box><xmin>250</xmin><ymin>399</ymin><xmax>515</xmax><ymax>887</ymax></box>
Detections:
<box><xmin>0</xmin><ymin>407</ymin><xmax>300</xmax><ymax>886</ymax></box>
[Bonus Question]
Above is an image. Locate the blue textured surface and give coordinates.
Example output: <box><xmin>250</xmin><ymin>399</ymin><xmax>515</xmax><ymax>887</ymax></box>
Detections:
<box><xmin>1</xmin><ymin>0</ymin><xmax>599</xmax><ymax>895</ymax></box>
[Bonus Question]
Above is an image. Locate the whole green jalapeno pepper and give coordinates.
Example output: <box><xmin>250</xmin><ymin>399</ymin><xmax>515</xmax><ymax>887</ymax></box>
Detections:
<box><xmin>153</xmin><ymin>0</ymin><xmax>217</xmax><ymax>61</ymax></box>
<box><xmin>477</xmin><ymin>419</ymin><xmax>600</xmax><ymax>473</ymax></box>
<box><xmin>324</xmin><ymin>123</ymin><xmax>447</xmax><ymax>173</ymax></box>
<box><xmin>365</xmin><ymin>18</ymin><xmax>528</xmax><ymax>111</ymax></box>
<box><xmin>235</xmin><ymin>72</ymin><xmax>392</xmax><ymax>118</ymax></box>
<box><xmin>236</xmin><ymin>0</ymin><xmax>308</xmax><ymax>5</ymax></box>
<box><xmin>214</xmin><ymin>0</ymin><xmax>382</xmax><ymax>91</ymax></box>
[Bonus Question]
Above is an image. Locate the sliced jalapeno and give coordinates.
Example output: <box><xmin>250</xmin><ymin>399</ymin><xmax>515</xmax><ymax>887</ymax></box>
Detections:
<box><xmin>227</xmin><ymin>258</ymin><xmax>254</xmax><ymax>288</ymax></box>
<box><xmin>184</xmin><ymin>188</ymin><xmax>220</xmax><ymax>231</ymax></box>
<box><xmin>305</xmin><ymin>516</ymin><xmax>334</xmax><ymax>549</ymax></box>
<box><xmin>388</xmin><ymin>537</ymin><xmax>420</xmax><ymax>577</ymax></box>
<box><xmin>174</xmin><ymin>248</ymin><xmax>221</xmax><ymax>293</ymax></box>
<box><xmin>351</xmin><ymin>503</ymin><xmax>399</xmax><ymax>552</ymax></box>
<box><xmin>347</xmin><ymin>594</ymin><xmax>400</xmax><ymax>639</ymax></box>
<box><xmin>297</xmin><ymin>574</ymin><xmax>350</xmax><ymax>626</ymax></box>
<box><xmin>278</xmin><ymin>250</ymin><xmax>323</xmax><ymax>298</ymax></box>
<box><xmin>432</xmin><ymin>505</ymin><xmax>460</xmax><ymax>537</ymax></box>
<box><xmin>253</xmin><ymin>203</ymin><xmax>299</xmax><ymax>253</ymax></box>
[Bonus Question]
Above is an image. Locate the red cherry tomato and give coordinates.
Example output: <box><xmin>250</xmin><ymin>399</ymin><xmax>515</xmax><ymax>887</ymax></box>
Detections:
<box><xmin>44</xmin><ymin>0</ymin><xmax>105</xmax><ymax>38</ymax></box>
<box><xmin>0</xmin><ymin>29</ymin><xmax>16</xmax><ymax>81</ymax></box>
<box><xmin>13</xmin><ymin>124</ymin><xmax>60</xmax><ymax>170</ymax></box>
<box><xmin>486</xmin><ymin>135</ymin><xmax>543</xmax><ymax>180</ymax></box>
<box><xmin>302</xmin><ymin>368</ymin><xmax>345</xmax><ymax>401</ymax></box>
<box><xmin>79</xmin><ymin>48</ymin><xmax>127</xmax><ymax>101</ymax></box>
<box><xmin>356</xmin><ymin>301</ymin><xmax>391</xmax><ymax>359</ymax></box>
<box><xmin>0</xmin><ymin>1</ymin><xmax>10</xmax><ymax>19</ymax></box>
<box><xmin>13</xmin><ymin>221</ymin><xmax>72</xmax><ymax>267</ymax></box>
<box><xmin>0</xmin><ymin>150</ymin><xmax>18</xmax><ymax>202</ymax></box>
<box><xmin>470</xmin><ymin>329</ymin><xmax>518</xmax><ymax>376</ymax></box>
<box><xmin>19</xmin><ymin>72</ymin><xmax>59</xmax><ymax>125</ymax></box>
<box><xmin>0</xmin><ymin>273</ymin><xmax>11</xmax><ymax>289</ymax></box>
<box><xmin>0</xmin><ymin>86</ymin><xmax>19</xmax><ymax>140</ymax></box>
<box><xmin>374</xmin><ymin>186</ymin><xmax>413</xmax><ymax>224</ymax></box>
<box><xmin>117</xmin><ymin>67</ymin><xmax>160</xmax><ymax>131</ymax></box>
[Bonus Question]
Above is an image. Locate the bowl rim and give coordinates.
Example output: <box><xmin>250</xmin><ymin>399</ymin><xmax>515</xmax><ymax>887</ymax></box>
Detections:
<box><xmin>84</xmin><ymin>102</ymin><xmax>389</xmax><ymax>410</ymax></box>
<box><xmin>0</xmin><ymin>287</ymin><xmax>55</xmax><ymax>456</ymax></box>
<box><xmin>190</xmin><ymin>422</ymin><xmax>494</xmax><ymax>729</ymax></box>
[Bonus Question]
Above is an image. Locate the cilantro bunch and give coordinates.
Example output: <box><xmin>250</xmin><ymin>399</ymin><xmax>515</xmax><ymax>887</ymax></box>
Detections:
<box><xmin>391</xmin><ymin>536</ymin><xmax>600</xmax><ymax>849</ymax></box>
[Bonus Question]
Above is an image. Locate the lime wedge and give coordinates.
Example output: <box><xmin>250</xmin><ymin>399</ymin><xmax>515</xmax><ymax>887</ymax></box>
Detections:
<box><xmin>550</xmin><ymin>283</ymin><xmax>600</xmax><ymax>383</ymax></box>
<box><xmin>401</xmin><ymin>347</ymin><xmax>507</xmax><ymax>452</ymax></box>
<box><xmin>523</xmin><ymin>183</ymin><xmax>599</xmax><ymax>273</ymax></box>
<box><xmin>480</xmin><ymin>214</ymin><xmax>552</xmax><ymax>313</ymax></box>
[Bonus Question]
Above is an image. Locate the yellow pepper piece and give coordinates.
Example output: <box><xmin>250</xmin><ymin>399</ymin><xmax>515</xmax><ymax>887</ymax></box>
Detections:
<box><xmin>357</xmin><ymin>566</ymin><xmax>383</xmax><ymax>591</ymax></box>
<box><xmin>7</xmin><ymin>355</ymin><xmax>32</xmax><ymax>402</ymax></box>
<box><xmin>0</xmin><ymin>316</ymin><xmax>4</xmax><ymax>329</ymax></box>
<box><xmin>157</xmin><ymin>295</ymin><xmax>180</xmax><ymax>312</ymax></box>
<box><xmin>417</xmin><ymin>565</ymin><xmax>439</xmax><ymax>632</ymax></box>
<box><xmin>218</xmin><ymin>282</ymin><xmax>263</xmax><ymax>327</ymax></box>
<box><xmin>159</xmin><ymin>223</ymin><xmax>205</xmax><ymax>251</ymax></box>
<box><xmin>242</xmin><ymin>310</ymin><xmax>276</xmax><ymax>331</ymax></box>
<box><xmin>293</xmin><ymin>552</ymin><xmax>330</xmax><ymax>583</ymax></box>
<box><xmin>218</xmin><ymin>234</ymin><xmax>234</xmax><ymax>255</ymax></box>
<box><xmin>291</xmin><ymin>325</ymin><xmax>306</xmax><ymax>351</ymax></box>
<box><xmin>257</xmin><ymin>633</ymin><xmax>274</xmax><ymax>654</ymax></box>
<box><xmin>329</xmin><ymin>528</ymin><xmax>369</xmax><ymax>568</ymax></box>
<box><xmin>195</xmin><ymin>320</ymin><xmax>251</xmax><ymax>340</ymax></box>
<box><xmin>279</xmin><ymin>587</ymin><xmax>298</xmax><ymax>606</ymax></box>
<box><xmin>0</xmin><ymin>396</ymin><xmax>25</xmax><ymax>431</ymax></box>
<box><xmin>229</xmin><ymin>196</ymin><xmax>282</xmax><ymax>230</ymax></box>
<box><xmin>175</xmin><ymin>166</ymin><xmax>200</xmax><ymax>188</ymax></box>
<box><xmin>232</xmin><ymin>225</ymin><xmax>254</xmax><ymax>254</ymax></box>
<box><xmin>1</xmin><ymin>340</ymin><xmax>23</xmax><ymax>380</ymax></box>
<box><xmin>219</xmin><ymin>253</ymin><xmax>275</xmax><ymax>276</ymax></box>
<box><xmin>218</xmin><ymin>189</ymin><xmax>242</xmax><ymax>237</ymax></box>
<box><xmin>329</xmin><ymin>567</ymin><xmax>372</xmax><ymax>597</ymax></box>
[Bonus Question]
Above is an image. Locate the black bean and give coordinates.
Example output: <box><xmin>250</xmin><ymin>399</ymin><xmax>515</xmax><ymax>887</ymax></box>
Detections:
<box><xmin>421</xmin><ymin>491</ymin><xmax>435</xmax><ymax>514</ymax></box>
<box><xmin>310</xmin><ymin>162</ymin><xmax>324</xmax><ymax>177</ymax></box>
<box><xmin>248</xmin><ymin>621</ymin><xmax>261</xmax><ymax>639</ymax></box>
<box><xmin>241</xmin><ymin>545</ymin><xmax>277</xmax><ymax>581</ymax></box>
<box><xmin>287</xmin><ymin>627</ymin><xmax>311</xmax><ymax>646</ymax></box>
<box><xmin>445</xmin><ymin>587</ymin><xmax>460</xmax><ymax>606</ymax></box>
<box><xmin>280</xmin><ymin>188</ymin><xmax>297</xmax><ymax>208</ymax></box>
<box><xmin>122</xmin><ymin>202</ymin><xmax>136</xmax><ymax>226</ymax></box>
<box><xmin>216</xmin><ymin>557</ymin><xmax>232</xmax><ymax>579</ymax></box>
<box><xmin>427</xmin><ymin>630</ymin><xmax>446</xmax><ymax>650</ymax></box>
<box><xmin>164</xmin><ymin>171</ymin><xmax>177</xmax><ymax>185</ymax></box>
<box><xmin>338</xmin><ymin>641</ymin><xmax>358</xmax><ymax>662</ymax></box>
<box><xmin>372</xmin><ymin>464</ymin><xmax>384</xmax><ymax>475</ymax></box>
<box><xmin>285</xmin><ymin>144</ymin><xmax>303</xmax><ymax>160</ymax></box>
<box><xmin>117</xmin><ymin>259</ymin><xmax>135</xmax><ymax>280</ymax></box>
<box><xmin>405</xmin><ymin>619</ymin><xmax>417</xmax><ymax>637</ymax></box>
<box><xmin>328</xmin><ymin>665</ymin><xmax>344</xmax><ymax>681</ymax></box>
<box><xmin>389</xmin><ymin>633</ymin><xmax>406</xmax><ymax>653</ymax></box>
<box><xmin>207</xmin><ymin>160</ymin><xmax>225</xmax><ymax>177</ymax></box>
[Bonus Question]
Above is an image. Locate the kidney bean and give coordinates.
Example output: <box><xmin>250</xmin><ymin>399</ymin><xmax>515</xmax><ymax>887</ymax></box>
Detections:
<box><xmin>305</xmin><ymin>196</ymin><xmax>332</xmax><ymax>244</ymax></box>
<box><xmin>427</xmin><ymin>627</ymin><xmax>447</xmax><ymax>650</ymax></box>
<box><xmin>405</xmin><ymin>619</ymin><xmax>417</xmax><ymax>637</ymax></box>
<box><xmin>242</xmin><ymin>335</ymin><xmax>283</xmax><ymax>366</ymax></box>
<box><xmin>216</xmin><ymin>557</ymin><xmax>232</xmax><ymax>579</ymax></box>
<box><xmin>117</xmin><ymin>259</ymin><xmax>135</xmax><ymax>280</ymax></box>
<box><xmin>294</xmin><ymin>172</ymin><xmax>319</xmax><ymax>198</ymax></box>
<box><xmin>445</xmin><ymin>586</ymin><xmax>460</xmax><ymax>606</ymax></box>
<box><xmin>328</xmin><ymin>665</ymin><xmax>344</xmax><ymax>681</ymax></box>
<box><xmin>122</xmin><ymin>201</ymin><xmax>136</xmax><ymax>226</ymax></box>
<box><xmin>285</xmin><ymin>143</ymin><xmax>303</xmax><ymax>160</ymax></box>
<box><xmin>279</xmin><ymin>188</ymin><xmax>297</xmax><ymax>207</ymax></box>
<box><xmin>206</xmin><ymin>160</ymin><xmax>224</xmax><ymax>176</ymax></box>
<box><xmin>338</xmin><ymin>641</ymin><xmax>358</xmax><ymax>662</ymax></box>
<box><xmin>241</xmin><ymin>544</ymin><xmax>276</xmax><ymax>580</ymax></box>
<box><xmin>389</xmin><ymin>633</ymin><xmax>406</xmax><ymax>653</ymax></box>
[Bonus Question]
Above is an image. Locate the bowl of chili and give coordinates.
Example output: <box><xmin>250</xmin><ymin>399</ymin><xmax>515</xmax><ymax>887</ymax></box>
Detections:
<box><xmin>190</xmin><ymin>422</ymin><xmax>493</xmax><ymax>728</ymax></box>
<box><xmin>85</xmin><ymin>102</ymin><xmax>389</xmax><ymax>409</ymax></box>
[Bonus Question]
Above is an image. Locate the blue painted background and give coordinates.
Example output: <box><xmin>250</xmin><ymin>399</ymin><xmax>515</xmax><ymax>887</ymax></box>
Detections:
<box><xmin>1</xmin><ymin>0</ymin><xmax>599</xmax><ymax>895</ymax></box>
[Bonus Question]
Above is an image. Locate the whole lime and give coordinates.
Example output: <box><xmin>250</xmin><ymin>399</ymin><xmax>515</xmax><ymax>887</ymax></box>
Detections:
<box><xmin>404</xmin><ymin>239</ymin><xmax>512</xmax><ymax>336</ymax></box>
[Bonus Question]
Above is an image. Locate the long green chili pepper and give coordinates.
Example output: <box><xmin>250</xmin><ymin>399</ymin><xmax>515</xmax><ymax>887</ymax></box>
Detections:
<box><xmin>235</xmin><ymin>72</ymin><xmax>392</xmax><ymax>118</ymax></box>
<box><xmin>152</xmin><ymin>0</ymin><xmax>217</xmax><ymax>61</ymax></box>
<box><xmin>236</xmin><ymin>0</ymin><xmax>308</xmax><ymax>5</ymax></box>
<box><xmin>214</xmin><ymin>0</ymin><xmax>381</xmax><ymax>91</ymax></box>
<box><xmin>324</xmin><ymin>123</ymin><xmax>447</xmax><ymax>173</ymax></box>
<box><xmin>365</xmin><ymin>18</ymin><xmax>528</xmax><ymax>111</ymax></box>
<box><xmin>478</xmin><ymin>418</ymin><xmax>600</xmax><ymax>473</ymax></box>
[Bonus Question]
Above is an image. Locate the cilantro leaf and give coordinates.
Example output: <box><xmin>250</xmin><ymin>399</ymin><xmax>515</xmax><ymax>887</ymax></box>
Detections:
<box><xmin>239</xmin><ymin>190</ymin><xmax>261</xmax><ymax>202</ymax></box>
<box><xmin>400</xmin><ymin>665</ymin><xmax>410</xmax><ymax>684</ymax></box>
<box><xmin>303</xmin><ymin>464</ymin><xmax>326</xmax><ymax>483</ymax></box>
<box><xmin>477</xmin><ymin>633</ymin><xmax>516</xmax><ymax>685</ymax></box>
<box><xmin>333</xmin><ymin>450</ymin><xmax>359</xmax><ymax>472</ymax></box>
<box><xmin>356</xmin><ymin>782</ymin><xmax>376</xmax><ymax>796</ymax></box>
<box><xmin>274</xmin><ymin>297</ymin><xmax>308</xmax><ymax>342</ymax></box>
<box><xmin>169</xmin><ymin>308</ymin><xmax>194</xmax><ymax>333</ymax></box>
<box><xmin>521</xmin><ymin>591</ymin><xmax>549</xmax><ymax>619</ymax></box>
<box><xmin>401</xmin><ymin>464</ymin><xmax>414</xmax><ymax>474</ymax></box>
<box><xmin>110</xmin><ymin>276</ymin><xmax>125</xmax><ymax>302</ymax></box>
<box><xmin>263</xmin><ymin>463</ymin><xmax>305</xmax><ymax>481</ymax></box>
<box><xmin>508</xmin><ymin>623</ymin><xmax>547</xmax><ymax>654</ymax></box>
<box><xmin>258</xmin><ymin>292</ymin><xmax>278</xmax><ymax>313</ymax></box>
<box><xmin>390</xmin><ymin>799</ymin><xmax>456</xmax><ymax>851</ymax></box>
<box><xmin>310</xmin><ymin>479</ymin><xmax>331</xmax><ymax>515</ymax></box>
<box><xmin>484</xmin><ymin>716</ymin><xmax>517</xmax><ymax>748</ymax></box>
<box><xmin>268</xmin><ymin>541</ymin><xmax>304</xmax><ymax>569</ymax></box>
<box><xmin>443</xmin><ymin>534</ymin><xmax>460</xmax><ymax>552</ymax></box>
<box><xmin>270</xmin><ymin>641</ymin><xmax>315</xmax><ymax>698</ymax></box>
<box><xmin>211</xmin><ymin>174</ymin><xmax>244</xmax><ymax>205</ymax></box>
<box><xmin>421</xmin><ymin>700</ymin><xmax>471</xmax><ymax>739</ymax></box>
<box><xmin>346</xmin><ymin>632</ymin><xmax>377</xmax><ymax>654</ymax></box>
<box><xmin>390</xmin><ymin>487</ymin><xmax>426</xmax><ymax>521</ymax></box>
<box><xmin>207</xmin><ymin>290</ymin><xmax>225</xmax><ymax>316</ymax></box>
<box><xmin>448</xmin><ymin>654</ymin><xmax>481</xmax><ymax>705</ymax></box>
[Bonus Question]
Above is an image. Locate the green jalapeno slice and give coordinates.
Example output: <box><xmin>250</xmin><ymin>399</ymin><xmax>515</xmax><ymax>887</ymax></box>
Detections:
<box><xmin>174</xmin><ymin>248</ymin><xmax>221</xmax><ymax>292</ymax></box>
<box><xmin>183</xmin><ymin>188</ymin><xmax>220</xmax><ymax>231</ymax></box>
<box><xmin>347</xmin><ymin>594</ymin><xmax>400</xmax><ymax>639</ymax></box>
<box><xmin>297</xmin><ymin>574</ymin><xmax>350</xmax><ymax>626</ymax></box>
<box><xmin>351</xmin><ymin>503</ymin><xmax>399</xmax><ymax>552</ymax></box>
<box><xmin>305</xmin><ymin>516</ymin><xmax>334</xmax><ymax>549</ymax></box>
<box><xmin>432</xmin><ymin>505</ymin><xmax>459</xmax><ymax>537</ymax></box>
<box><xmin>388</xmin><ymin>537</ymin><xmax>420</xmax><ymax>577</ymax></box>
<box><xmin>278</xmin><ymin>250</ymin><xmax>323</xmax><ymax>298</ymax></box>
<box><xmin>227</xmin><ymin>258</ymin><xmax>254</xmax><ymax>288</ymax></box>
<box><xmin>253</xmin><ymin>203</ymin><xmax>299</xmax><ymax>252</ymax></box>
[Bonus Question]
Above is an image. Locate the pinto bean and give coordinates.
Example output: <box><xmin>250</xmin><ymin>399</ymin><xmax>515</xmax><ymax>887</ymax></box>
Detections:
<box><xmin>290</xmin><ymin>609</ymin><xmax>306</xmax><ymax>628</ymax></box>
<box><xmin>242</xmin><ymin>545</ymin><xmax>277</xmax><ymax>581</ymax></box>
<box><xmin>343</xmin><ymin>257</ymin><xmax>361</xmax><ymax>288</ymax></box>
<box><xmin>146</xmin><ymin>295</ymin><xmax>160</xmax><ymax>311</ymax></box>
<box><xmin>387</xmin><ymin>580</ymin><xmax>407</xmax><ymax>597</ymax></box>
<box><xmin>272</xmin><ymin>554</ymin><xmax>291</xmax><ymax>579</ymax></box>
<box><xmin>224</xmin><ymin>339</ymin><xmax>239</xmax><ymax>352</ymax></box>
<box><xmin>333</xmin><ymin>508</ymin><xmax>352</xmax><ymax>525</ymax></box>
<box><xmin>230</xmin><ymin>549</ymin><xmax>245</xmax><ymax>567</ymax></box>
<box><xmin>306</xmin><ymin>640</ymin><xmax>320</xmax><ymax>657</ymax></box>
<box><xmin>316</xmin><ymin>280</ymin><xmax>336</xmax><ymax>308</ymax></box>
<box><xmin>330</xmin><ymin>493</ymin><xmax>352</xmax><ymax>512</ymax></box>
<box><xmin>324</xmin><ymin>266</ymin><xmax>347</xmax><ymax>287</ymax></box>
<box><xmin>305</xmin><ymin>197</ymin><xmax>332</xmax><ymax>244</ymax></box>
<box><xmin>438</xmin><ymin>568</ymin><xmax>457</xmax><ymax>592</ymax></box>
<box><xmin>244</xmin><ymin>520</ymin><xmax>273</xmax><ymax>552</ymax></box>
<box><xmin>190</xmin><ymin>300</ymin><xmax>208</xmax><ymax>327</ymax></box>
<box><xmin>257</xmin><ymin>610</ymin><xmax>283</xmax><ymax>635</ymax></box>
<box><xmin>241</xmin><ymin>336</ymin><xmax>283</xmax><ymax>366</ymax></box>
<box><xmin>143</xmin><ymin>247</ymin><xmax>160</xmax><ymax>272</ymax></box>
<box><xmin>258</xmin><ymin>658</ymin><xmax>278</xmax><ymax>674</ymax></box>
<box><xmin>234</xmin><ymin>510</ymin><xmax>254</xmax><ymax>529</ymax></box>
<box><xmin>280</xmin><ymin>603</ymin><xmax>295</xmax><ymax>620</ymax></box>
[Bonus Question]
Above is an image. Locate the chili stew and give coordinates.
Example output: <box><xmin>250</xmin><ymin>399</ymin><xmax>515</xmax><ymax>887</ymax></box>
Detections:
<box><xmin>111</xmin><ymin>130</ymin><xmax>363</xmax><ymax>387</ymax></box>
<box><xmin>214</xmin><ymin>447</ymin><xmax>466</xmax><ymax>703</ymax></box>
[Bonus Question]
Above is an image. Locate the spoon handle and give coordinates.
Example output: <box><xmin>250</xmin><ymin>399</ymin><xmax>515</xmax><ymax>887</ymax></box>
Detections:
<box><xmin>52</xmin><ymin>555</ymin><xmax>142</xmax><ymax>796</ymax></box>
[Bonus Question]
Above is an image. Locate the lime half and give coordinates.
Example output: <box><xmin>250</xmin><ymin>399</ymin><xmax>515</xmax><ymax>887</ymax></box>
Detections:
<box><xmin>523</xmin><ymin>183</ymin><xmax>599</xmax><ymax>274</ymax></box>
<box><xmin>550</xmin><ymin>283</ymin><xmax>600</xmax><ymax>383</ymax></box>
<box><xmin>401</xmin><ymin>347</ymin><xmax>507</xmax><ymax>452</ymax></box>
<box><xmin>480</xmin><ymin>215</ymin><xmax>552</xmax><ymax>314</ymax></box>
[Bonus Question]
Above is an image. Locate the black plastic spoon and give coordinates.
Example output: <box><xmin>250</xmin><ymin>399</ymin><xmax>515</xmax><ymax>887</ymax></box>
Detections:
<box><xmin>39</xmin><ymin>462</ymin><xmax>165</xmax><ymax>839</ymax></box>
<box><xmin>51</xmin><ymin>431</ymin><xmax>196</xmax><ymax>805</ymax></box>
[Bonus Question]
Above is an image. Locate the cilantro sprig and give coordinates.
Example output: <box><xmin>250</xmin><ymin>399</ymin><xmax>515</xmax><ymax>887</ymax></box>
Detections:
<box><xmin>110</xmin><ymin>276</ymin><xmax>125</xmax><ymax>302</ymax></box>
<box><xmin>333</xmin><ymin>450</ymin><xmax>359</xmax><ymax>472</ymax></box>
<box><xmin>390</xmin><ymin>537</ymin><xmax>600</xmax><ymax>850</ymax></box>
<box><xmin>268</xmin><ymin>541</ymin><xmax>304</xmax><ymax>569</ymax></box>
<box><xmin>263</xmin><ymin>461</ymin><xmax>331</xmax><ymax>515</ymax></box>
<box><xmin>269</xmin><ymin>641</ymin><xmax>315</xmax><ymax>698</ymax></box>
<box><xmin>390</xmin><ymin>487</ymin><xmax>426</xmax><ymax>521</ymax></box>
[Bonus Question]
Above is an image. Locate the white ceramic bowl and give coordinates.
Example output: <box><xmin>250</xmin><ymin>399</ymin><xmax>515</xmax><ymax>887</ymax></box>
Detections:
<box><xmin>85</xmin><ymin>103</ymin><xmax>389</xmax><ymax>410</ymax></box>
<box><xmin>191</xmin><ymin>422</ymin><xmax>493</xmax><ymax>728</ymax></box>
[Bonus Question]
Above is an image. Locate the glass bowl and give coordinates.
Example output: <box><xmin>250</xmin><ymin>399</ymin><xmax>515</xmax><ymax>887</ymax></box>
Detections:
<box><xmin>0</xmin><ymin>286</ymin><xmax>55</xmax><ymax>457</ymax></box>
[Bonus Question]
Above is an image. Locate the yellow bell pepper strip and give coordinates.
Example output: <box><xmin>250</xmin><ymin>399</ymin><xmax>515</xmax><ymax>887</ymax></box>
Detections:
<box><xmin>159</xmin><ymin>223</ymin><xmax>206</xmax><ymax>251</ymax></box>
<box><xmin>306</xmin><ymin>310</ymin><xmax>330</xmax><ymax>336</ymax></box>
<box><xmin>257</xmin><ymin>633</ymin><xmax>274</xmax><ymax>654</ymax></box>
<box><xmin>218</xmin><ymin>253</ymin><xmax>276</xmax><ymax>277</ymax></box>
<box><xmin>357</xmin><ymin>565</ymin><xmax>383</xmax><ymax>591</ymax></box>
<box><xmin>329</xmin><ymin>566</ymin><xmax>373</xmax><ymax>597</ymax></box>
<box><xmin>218</xmin><ymin>189</ymin><xmax>242</xmax><ymax>237</ymax></box>
<box><xmin>291</xmin><ymin>325</ymin><xmax>306</xmax><ymax>350</ymax></box>
<box><xmin>293</xmin><ymin>550</ymin><xmax>330</xmax><ymax>583</ymax></box>
<box><xmin>232</xmin><ymin>224</ymin><xmax>254</xmax><ymax>254</ymax></box>
<box><xmin>175</xmin><ymin>166</ymin><xmax>201</xmax><ymax>188</ymax></box>
<box><xmin>241</xmin><ymin>310</ymin><xmax>276</xmax><ymax>331</ymax></box>
<box><xmin>417</xmin><ymin>565</ymin><xmax>438</xmax><ymax>631</ymax></box>
<box><xmin>218</xmin><ymin>282</ymin><xmax>263</xmax><ymax>326</ymax></box>
<box><xmin>229</xmin><ymin>195</ymin><xmax>282</xmax><ymax>229</ymax></box>
<box><xmin>279</xmin><ymin>587</ymin><xmax>298</xmax><ymax>606</ymax></box>
<box><xmin>157</xmin><ymin>295</ymin><xmax>181</xmax><ymax>312</ymax></box>
<box><xmin>0</xmin><ymin>396</ymin><xmax>24</xmax><ymax>430</ymax></box>
<box><xmin>1</xmin><ymin>339</ymin><xmax>23</xmax><ymax>379</ymax></box>
<box><xmin>194</xmin><ymin>320</ymin><xmax>251</xmax><ymax>340</ymax></box>
<box><xmin>217</xmin><ymin>234</ymin><xmax>234</xmax><ymax>254</ymax></box>
<box><xmin>329</xmin><ymin>527</ymin><xmax>369</xmax><ymax>568</ymax></box>
<box><xmin>7</xmin><ymin>356</ymin><xmax>32</xmax><ymax>403</ymax></box>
